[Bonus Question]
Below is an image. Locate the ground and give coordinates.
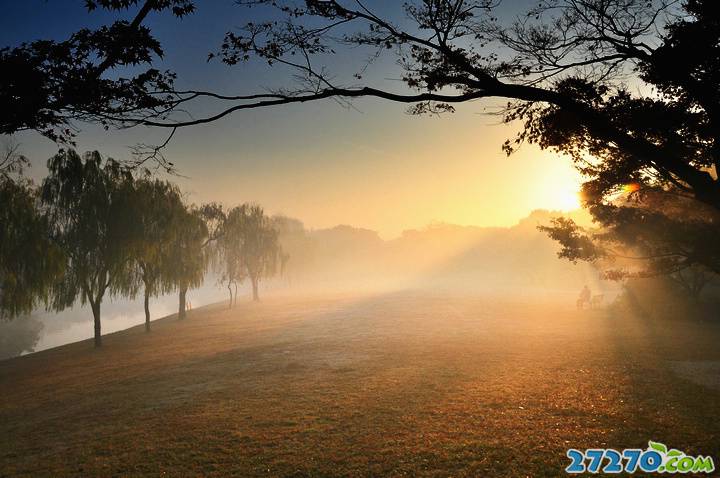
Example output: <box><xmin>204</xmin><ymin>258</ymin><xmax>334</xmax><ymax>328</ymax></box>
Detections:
<box><xmin>1</xmin><ymin>291</ymin><xmax>719</xmax><ymax>477</ymax></box>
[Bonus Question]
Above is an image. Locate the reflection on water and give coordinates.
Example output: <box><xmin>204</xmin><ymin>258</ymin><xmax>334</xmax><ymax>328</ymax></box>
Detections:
<box><xmin>32</xmin><ymin>283</ymin><xmax>231</xmax><ymax>353</ymax></box>
<box><xmin>0</xmin><ymin>316</ymin><xmax>43</xmax><ymax>360</ymax></box>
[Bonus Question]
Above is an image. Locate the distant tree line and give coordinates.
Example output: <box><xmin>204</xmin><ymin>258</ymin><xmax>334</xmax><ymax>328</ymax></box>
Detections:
<box><xmin>0</xmin><ymin>148</ymin><xmax>285</xmax><ymax>347</ymax></box>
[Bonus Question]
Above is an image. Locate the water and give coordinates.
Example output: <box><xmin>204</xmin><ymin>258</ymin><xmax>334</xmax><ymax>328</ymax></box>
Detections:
<box><xmin>32</xmin><ymin>283</ymin><xmax>234</xmax><ymax>353</ymax></box>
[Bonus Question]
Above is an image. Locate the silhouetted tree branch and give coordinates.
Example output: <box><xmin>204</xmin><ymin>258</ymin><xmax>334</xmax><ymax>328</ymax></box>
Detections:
<box><xmin>4</xmin><ymin>1</ymin><xmax>720</xmax><ymax>220</ymax></box>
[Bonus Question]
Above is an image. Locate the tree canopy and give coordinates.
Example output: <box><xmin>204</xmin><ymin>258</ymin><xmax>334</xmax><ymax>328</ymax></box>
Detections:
<box><xmin>219</xmin><ymin>204</ymin><xmax>282</xmax><ymax>302</ymax></box>
<box><xmin>0</xmin><ymin>1</ymin><xmax>193</xmax><ymax>145</ymax></box>
<box><xmin>0</xmin><ymin>176</ymin><xmax>64</xmax><ymax>319</ymax></box>
<box><xmin>163</xmin><ymin>202</ymin><xmax>211</xmax><ymax>319</ymax></box>
<box><xmin>539</xmin><ymin>186</ymin><xmax>720</xmax><ymax>288</ymax></box>
<box><xmin>2</xmin><ymin>1</ymin><xmax>718</xmax><ymax>210</ymax></box>
<box><xmin>41</xmin><ymin>149</ymin><xmax>140</xmax><ymax>346</ymax></box>
<box><xmin>129</xmin><ymin>176</ymin><xmax>185</xmax><ymax>330</ymax></box>
<box><xmin>3</xmin><ymin>1</ymin><xmax>718</xmax><ymax>204</ymax></box>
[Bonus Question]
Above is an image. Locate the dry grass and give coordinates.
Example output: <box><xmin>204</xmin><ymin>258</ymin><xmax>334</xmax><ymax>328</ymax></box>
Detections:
<box><xmin>1</xmin><ymin>291</ymin><xmax>719</xmax><ymax>477</ymax></box>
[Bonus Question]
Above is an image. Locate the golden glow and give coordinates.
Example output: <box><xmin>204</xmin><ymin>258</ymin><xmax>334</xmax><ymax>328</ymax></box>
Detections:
<box><xmin>171</xmin><ymin>103</ymin><xmax>587</xmax><ymax>238</ymax></box>
<box><xmin>551</xmin><ymin>187</ymin><xmax>583</xmax><ymax>211</ymax></box>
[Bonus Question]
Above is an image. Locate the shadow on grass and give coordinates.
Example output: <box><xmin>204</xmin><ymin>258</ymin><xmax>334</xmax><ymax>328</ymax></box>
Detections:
<box><xmin>597</xmin><ymin>292</ymin><xmax>720</xmax><ymax>460</ymax></box>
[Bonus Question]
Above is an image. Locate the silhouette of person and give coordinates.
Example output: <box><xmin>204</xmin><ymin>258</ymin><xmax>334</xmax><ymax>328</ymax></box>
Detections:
<box><xmin>579</xmin><ymin>285</ymin><xmax>591</xmax><ymax>308</ymax></box>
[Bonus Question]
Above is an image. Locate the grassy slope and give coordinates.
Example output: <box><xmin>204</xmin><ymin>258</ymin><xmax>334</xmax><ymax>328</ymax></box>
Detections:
<box><xmin>1</xmin><ymin>292</ymin><xmax>719</xmax><ymax>477</ymax></box>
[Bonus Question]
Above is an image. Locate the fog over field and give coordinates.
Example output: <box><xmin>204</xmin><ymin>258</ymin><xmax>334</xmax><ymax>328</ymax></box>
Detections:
<box><xmin>1</xmin><ymin>209</ymin><xmax>616</xmax><ymax>360</ymax></box>
<box><xmin>3</xmin><ymin>289</ymin><xmax>718</xmax><ymax>477</ymax></box>
<box><xmin>276</xmin><ymin>209</ymin><xmax>603</xmax><ymax>295</ymax></box>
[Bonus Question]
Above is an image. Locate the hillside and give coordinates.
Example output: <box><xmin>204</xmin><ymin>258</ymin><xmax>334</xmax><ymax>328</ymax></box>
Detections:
<box><xmin>2</xmin><ymin>292</ymin><xmax>719</xmax><ymax>477</ymax></box>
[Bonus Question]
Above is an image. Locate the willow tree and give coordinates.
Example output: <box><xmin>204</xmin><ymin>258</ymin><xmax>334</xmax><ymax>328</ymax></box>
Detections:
<box><xmin>0</xmin><ymin>176</ymin><xmax>64</xmax><ymax>319</ymax></box>
<box><xmin>41</xmin><ymin>150</ymin><xmax>139</xmax><ymax>347</ymax></box>
<box><xmin>226</xmin><ymin>204</ymin><xmax>282</xmax><ymax>302</ymax></box>
<box><xmin>164</xmin><ymin>203</ymin><xmax>209</xmax><ymax>319</ymax></box>
<box><xmin>130</xmin><ymin>177</ymin><xmax>184</xmax><ymax>331</ymax></box>
<box><xmin>216</xmin><ymin>207</ymin><xmax>244</xmax><ymax>308</ymax></box>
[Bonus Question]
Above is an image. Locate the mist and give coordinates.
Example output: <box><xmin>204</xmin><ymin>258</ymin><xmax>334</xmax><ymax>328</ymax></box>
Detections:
<box><xmin>2</xmin><ymin>208</ymin><xmax>618</xmax><ymax>360</ymax></box>
<box><xmin>273</xmin><ymin>209</ymin><xmax>611</xmax><ymax>297</ymax></box>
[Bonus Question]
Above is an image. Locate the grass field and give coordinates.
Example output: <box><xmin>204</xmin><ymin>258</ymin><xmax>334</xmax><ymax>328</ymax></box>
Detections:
<box><xmin>1</xmin><ymin>291</ymin><xmax>719</xmax><ymax>477</ymax></box>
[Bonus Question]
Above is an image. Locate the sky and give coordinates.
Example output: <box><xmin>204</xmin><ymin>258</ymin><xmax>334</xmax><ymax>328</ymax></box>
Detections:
<box><xmin>1</xmin><ymin>0</ymin><xmax>584</xmax><ymax>239</ymax></box>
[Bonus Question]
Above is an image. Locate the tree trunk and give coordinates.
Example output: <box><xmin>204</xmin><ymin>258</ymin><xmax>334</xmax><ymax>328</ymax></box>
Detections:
<box><xmin>251</xmin><ymin>276</ymin><xmax>259</xmax><ymax>302</ymax></box>
<box><xmin>144</xmin><ymin>288</ymin><xmax>151</xmax><ymax>332</ymax></box>
<box><xmin>179</xmin><ymin>287</ymin><xmax>187</xmax><ymax>319</ymax></box>
<box><xmin>91</xmin><ymin>300</ymin><xmax>102</xmax><ymax>348</ymax></box>
<box><xmin>228</xmin><ymin>282</ymin><xmax>233</xmax><ymax>309</ymax></box>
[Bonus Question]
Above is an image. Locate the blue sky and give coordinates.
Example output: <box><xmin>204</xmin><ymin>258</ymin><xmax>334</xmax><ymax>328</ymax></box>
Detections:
<box><xmin>1</xmin><ymin>1</ymin><xmax>583</xmax><ymax>238</ymax></box>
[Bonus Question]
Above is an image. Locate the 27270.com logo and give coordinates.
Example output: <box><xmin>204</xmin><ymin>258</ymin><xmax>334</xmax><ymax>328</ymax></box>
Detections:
<box><xmin>566</xmin><ymin>441</ymin><xmax>715</xmax><ymax>474</ymax></box>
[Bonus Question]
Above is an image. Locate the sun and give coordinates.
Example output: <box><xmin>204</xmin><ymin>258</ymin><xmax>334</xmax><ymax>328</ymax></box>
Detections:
<box><xmin>553</xmin><ymin>187</ymin><xmax>582</xmax><ymax>211</ymax></box>
<box><xmin>529</xmin><ymin>152</ymin><xmax>585</xmax><ymax>213</ymax></box>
